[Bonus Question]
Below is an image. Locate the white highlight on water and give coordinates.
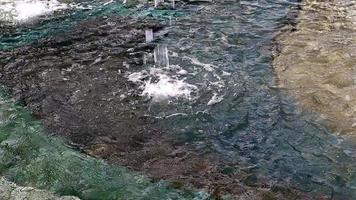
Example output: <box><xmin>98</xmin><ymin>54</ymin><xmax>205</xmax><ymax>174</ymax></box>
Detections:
<box><xmin>142</xmin><ymin>73</ymin><xmax>197</xmax><ymax>101</ymax></box>
<box><xmin>154</xmin><ymin>0</ymin><xmax>163</xmax><ymax>7</ymax></box>
<box><xmin>127</xmin><ymin>67</ymin><xmax>197</xmax><ymax>102</ymax></box>
<box><xmin>0</xmin><ymin>0</ymin><xmax>67</xmax><ymax>22</ymax></box>
<box><xmin>127</xmin><ymin>43</ymin><xmax>201</xmax><ymax>102</ymax></box>
<box><xmin>154</xmin><ymin>44</ymin><xmax>170</xmax><ymax>67</ymax></box>
<box><xmin>157</xmin><ymin>0</ymin><xmax>176</xmax><ymax>8</ymax></box>
<box><xmin>183</xmin><ymin>56</ymin><xmax>217</xmax><ymax>72</ymax></box>
<box><xmin>207</xmin><ymin>93</ymin><xmax>224</xmax><ymax>106</ymax></box>
<box><xmin>127</xmin><ymin>71</ymin><xmax>148</xmax><ymax>83</ymax></box>
<box><xmin>145</xmin><ymin>29</ymin><xmax>154</xmax><ymax>43</ymax></box>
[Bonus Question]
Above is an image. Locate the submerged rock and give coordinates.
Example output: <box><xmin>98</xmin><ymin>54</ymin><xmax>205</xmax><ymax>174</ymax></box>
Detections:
<box><xmin>0</xmin><ymin>96</ymin><xmax>211</xmax><ymax>200</ymax></box>
<box><xmin>0</xmin><ymin>13</ymin><xmax>316</xmax><ymax>200</ymax></box>
<box><xmin>0</xmin><ymin>14</ymin><xmax>223</xmax><ymax>198</ymax></box>
<box><xmin>273</xmin><ymin>0</ymin><xmax>356</xmax><ymax>136</ymax></box>
<box><xmin>0</xmin><ymin>177</ymin><xmax>79</xmax><ymax>200</ymax></box>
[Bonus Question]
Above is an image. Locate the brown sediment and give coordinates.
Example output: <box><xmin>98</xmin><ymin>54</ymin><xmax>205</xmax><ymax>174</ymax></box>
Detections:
<box><xmin>273</xmin><ymin>0</ymin><xmax>356</xmax><ymax>136</ymax></box>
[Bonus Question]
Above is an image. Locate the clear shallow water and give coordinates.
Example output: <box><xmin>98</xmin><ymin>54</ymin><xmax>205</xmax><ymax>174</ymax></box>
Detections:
<box><xmin>274</xmin><ymin>0</ymin><xmax>356</xmax><ymax>137</ymax></box>
<box><xmin>122</xmin><ymin>0</ymin><xmax>356</xmax><ymax>198</ymax></box>
<box><xmin>1</xmin><ymin>0</ymin><xmax>356</xmax><ymax>199</ymax></box>
<box><xmin>0</xmin><ymin>94</ymin><xmax>210</xmax><ymax>199</ymax></box>
<box><xmin>131</xmin><ymin>0</ymin><xmax>356</xmax><ymax>198</ymax></box>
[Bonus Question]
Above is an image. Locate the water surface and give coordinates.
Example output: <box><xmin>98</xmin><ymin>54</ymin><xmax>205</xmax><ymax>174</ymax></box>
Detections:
<box><xmin>1</xmin><ymin>0</ymin><xmax>356</xmax><ymax>199</ymax></box>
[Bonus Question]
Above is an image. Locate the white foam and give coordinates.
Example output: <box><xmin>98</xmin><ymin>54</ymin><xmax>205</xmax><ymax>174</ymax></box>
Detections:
<box><xmin>0</xmin><ymin>0</ymin><xmax>67</xmax><ymax>22</ymax></box>
<box><xmin>207</xmin><ymin>93</ymin><xmax>224</xmax><ymax>106</ymax></box>
<box><xmin>177</xmin><ymin>69</ymin><xmax>188</xmax><ymax>75</ymax></box>
<box><xmin>183</xmin><ymin>56</ymin><xmax>217</xmax><ymax>72</ymax></box>
<box><xmin>142</xmin><ymin>74</ymin><xmax>197</xmax><ymax>101</ymax></box>
<box><xmin>127</xmin><ymin>67</ymin><xmax>197</xmax><ymax>102</ymax></box>
<box><xmin>222</xmin><ymin>70</ymin><xmax>231</xmax><ymax>76</ymax></box>
<box><xmin>127</xmin><ymin>71</ymin><xmax>148</xmax><ymax>83</ymax></box>
<box><xmin>103</xmin><ymin>0</ymin><xmax>114</xmax><ymax>6</ymax></box>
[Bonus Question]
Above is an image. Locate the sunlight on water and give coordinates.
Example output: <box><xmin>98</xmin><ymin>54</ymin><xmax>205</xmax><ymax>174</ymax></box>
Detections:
<box><xmin>0</xmin><ymin>0</ymin><xmax>67</xmax><ymax>22</ymax></box>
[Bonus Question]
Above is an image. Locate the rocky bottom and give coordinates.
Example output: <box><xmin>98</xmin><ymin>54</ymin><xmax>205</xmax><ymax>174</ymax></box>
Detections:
<box><xmin>273</xmin><ymin>0</ymin><xmax>356</xmax><ymax>137</ymax></box>
<box><xmin>0</xmin><ymin>177</ymin><xmax>79</xmax><ymax>200</ymax></box>
<box><xmin>0</xmin><ymin>13</ymin><xmax>328</xmax><ymax>199</ymax></box>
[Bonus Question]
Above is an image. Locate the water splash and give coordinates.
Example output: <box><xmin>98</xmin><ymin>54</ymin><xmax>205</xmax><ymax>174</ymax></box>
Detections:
<box><xmin>145</xmin><ymin>29</ymin><xmax>154</xmax><ymax>43</ymax></box>
<box><xmin>0</xmin><ymin>0</ymin><xmax>183</xmax><ymax>50</ymax></box>
<box><xmin>0</xmin><ymin>0</ymin><xmax>68</xmax><ymax>22</ymax></box>
<box><xmin>142</xmin><ymin>73</ymin><xmax>197</xmax><ymax>101</ymax></box>
<box><xmin>154</xmin><ymin>44</ymin><xmax>170</xmax><ymax>67</ymax></box>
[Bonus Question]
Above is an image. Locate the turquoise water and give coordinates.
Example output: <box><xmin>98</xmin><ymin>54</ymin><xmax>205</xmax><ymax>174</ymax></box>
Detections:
<box><xmin>1</xmin><ymin>0</ymin><xmax>356</xmax><ymax>199</ymax></box>
<box><xmin>0</xmin><ymin>0</ymin><xmax>182</xmax><ymax>50</ymax></box>
<box><xmin>0</xmin><ymin>92</ymin><xmax>211</xmax><ymax>199</ymax></box>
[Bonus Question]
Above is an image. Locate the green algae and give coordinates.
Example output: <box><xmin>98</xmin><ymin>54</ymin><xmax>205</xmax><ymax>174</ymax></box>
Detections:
<box><xmin>0</xmin><ymin>1</ymin><xmax>183</xmax><ymax>50</ymax></box>
<box><xmin>0</xmin><ymin>91</ymin><xmax>210</xmax><ymax>200</ymax></box>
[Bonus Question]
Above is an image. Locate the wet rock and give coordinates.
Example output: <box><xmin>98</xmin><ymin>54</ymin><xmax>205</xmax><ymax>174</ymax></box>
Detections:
<box><xmin>244</xmin><ymin>174</ymin><xmax>258</xmax><ymax>187</ymax></box>
<box><xmin>273</xmin><ymin>0</ymin><xmax>356</xmax><ymax>136</ymax></box>
<box><xmin>0</xmin><ymin>177</ymin><xmax>80</xmax><ymax>200</ymax></box>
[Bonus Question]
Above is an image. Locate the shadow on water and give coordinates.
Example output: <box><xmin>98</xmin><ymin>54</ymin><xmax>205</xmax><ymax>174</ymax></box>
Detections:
<box><xmin>1</xmin><ymin>0</ymin><xmax>356</xmax><ymax>199</ymax></box>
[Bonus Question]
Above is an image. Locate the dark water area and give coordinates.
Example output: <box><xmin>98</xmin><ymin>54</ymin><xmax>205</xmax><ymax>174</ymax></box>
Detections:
<box><xmin>1</xmin><ymin>0</ymin><xmax>356</xmax><ymax>199</ymax></box>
